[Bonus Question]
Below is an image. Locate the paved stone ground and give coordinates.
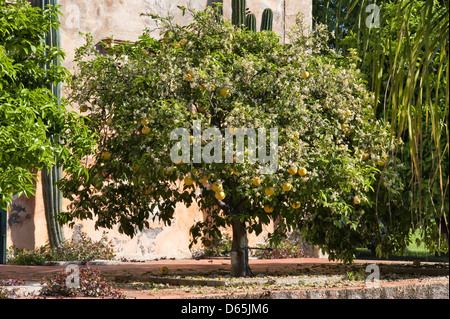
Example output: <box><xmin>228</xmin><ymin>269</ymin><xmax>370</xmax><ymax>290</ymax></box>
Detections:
<box><xmin>1</xmin><ymin>258</ymin><xmax>448</xmax><ymax>299</ymax></box>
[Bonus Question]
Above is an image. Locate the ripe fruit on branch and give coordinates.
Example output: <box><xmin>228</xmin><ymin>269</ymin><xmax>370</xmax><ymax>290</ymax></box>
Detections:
<box><xmin>264</xmin><ymin>205</ymin><xmax>274</xmax><ymax>213</ymax></box>
<box><xmin>184</xmin><ymin>71</ymin><xmax>194</xmax><ymax>81</ymax></box>
<box><xmin>203</xmin><ymin>239</ymin><xmax>212</xmax><ymax>247</ymax></box>
<box><xmin>101</xmin><ymin>151</ymin><xmax>111</xmax><ymax>160</ymax></box>
<box><xmin>212</xmin><ymin>181</ymin><xmax>223</xmax><ymax>192</ymax></box>
<box><xmin>252</xmin><ymin>177</ymin><xmax>261</xmax><ymax>186</ymax></box>
<box><xmin>353</xmin><ymin>196</ymin><xmax>361</xmax><ymax>205</ymax></box>
<box><xmin>184</xmin><ymin>175</ymin><xmax>194</xmax><ymax>186</ymax></box>
<box><xmin>298</xmin><ymin>167</ymin><xmax>307</xmax><ymax>176</ymax></box>
<box><xmin>301</xmin><ymin>71</ymin><xmax>309</xmax><ymax>79</ymax></box>
<box><xmin>142</xmin><ymin>126</ymin><xmax>151</xmax><ymax>135</ymax></box>
<box><xmin>265</xmin><ymin>187</ymin><xmax>275</xmax><ymax>196</ymax></box>
<box><xmin>215</xmin><ymin>191</ymin><xmax>226</xmax><ymax>200</ymax></box>
<box><xmin>291</xmin><ymin>201</ymin><xmax>301</xmax><ymax>209</ymax></box>
<box><xmin>199</xmin><ymin>175</ymin><xmax>209</xmax><ymax>184</ymax></box>
<box><xmin>141</xmin><ymin>118</ymin><xmax>150</xmax><ymax>125</ymax></box>
<box><xmin>288</xmin><ymin>165</ymin><xmax>297</xmax><ymax>175</ymax></box>
<box><xmin>220</xmin><ymin>87</ymin><xmax>230</xmax><ymax>97</ymax></box>
<box><xmin>282</xmin><ymin>183</ymin><xmax>293</xmax><ymax>191</ymax></box>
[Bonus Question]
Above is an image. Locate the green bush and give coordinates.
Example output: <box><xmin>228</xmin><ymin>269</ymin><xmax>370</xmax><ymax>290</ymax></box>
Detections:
<box><xmin>7</xmin><ymin>232</ymin><xmax>115</xmax><ymax>265</ymax></box>
<box><xmin>253</xmin><ymin>239</ymin><xmax>305</xmax><ymax>259</ymax></box>
<box><xmin>204</xmin><ymin>233</ymin><xmax>232</xmax><ymax>257</ymax></box>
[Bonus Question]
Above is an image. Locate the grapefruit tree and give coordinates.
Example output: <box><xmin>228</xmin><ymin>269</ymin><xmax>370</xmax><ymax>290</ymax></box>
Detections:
<box><xmin>60</xmin><ymin>8</ymin><xmax>409</xmax><ymax>276</ymax></box>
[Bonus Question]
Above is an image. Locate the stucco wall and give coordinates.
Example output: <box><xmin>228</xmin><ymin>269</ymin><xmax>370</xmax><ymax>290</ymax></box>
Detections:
<box><xmin>7</xmin><ymin>0</ymin><xmax>312</xmax><ymax>260</ymax></box>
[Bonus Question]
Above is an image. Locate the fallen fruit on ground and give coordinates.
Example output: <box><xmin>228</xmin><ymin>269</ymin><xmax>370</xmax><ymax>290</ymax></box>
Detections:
<box><xmin>160</xmin><ymin>266</ymin><xmax>169</xmax><ymax>275</ymax></box>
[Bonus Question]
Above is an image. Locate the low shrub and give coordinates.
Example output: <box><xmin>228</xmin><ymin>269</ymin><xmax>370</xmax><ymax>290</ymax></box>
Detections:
<box><xmin>204</xmin><ymin>233</ymin><xmax>233</xmax><ymax>257</ymax></box>
<box><xmin>40</xmin><ymin>265</ymin><xmax>124</xmax><ymax>298</ymax></box>
<box><xmin>253</xmin><ymin>240</ymin><xmax>305</xmax><ymax>259</ymax></box>
<box><xmin>6</xmin><ymin>248</ymin><xmax>47</xmax><ymax>265</ymax></box>
<box><xmin>7</xmin><ymin>232</ymin><xmax>116</xmax><ymax>265</ymax></box>
<box><xmin>0</xmin><ymin>279</ymin><xmax>27</xmax><ymax>299</ymax></box>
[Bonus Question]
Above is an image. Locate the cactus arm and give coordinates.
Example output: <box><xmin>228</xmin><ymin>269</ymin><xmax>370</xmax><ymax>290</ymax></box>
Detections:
<box><xmin>245</xmin><ymin>14</ymin><xmax>257</xmax><ymax>32</ymax></box>
<box><xmin>260</xmin><ymin>8</ymin><xmax>273</xmax><ymax>31</ymax></box>
<box><xmin>232</xmin><ymin>0</ymin><xmax>246</xmax><ymax>27</ymax></box>
<box><xmin>35</xmin><ymin>0</ymin><xmax>65</xmax><ymax>247</ymax></box>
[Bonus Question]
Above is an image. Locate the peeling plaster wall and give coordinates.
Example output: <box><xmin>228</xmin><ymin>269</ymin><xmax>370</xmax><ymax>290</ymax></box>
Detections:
<box><xmin>7</xmin><ymin>0</ymin><xmax>312</xmax><ymax>260</ymax></box>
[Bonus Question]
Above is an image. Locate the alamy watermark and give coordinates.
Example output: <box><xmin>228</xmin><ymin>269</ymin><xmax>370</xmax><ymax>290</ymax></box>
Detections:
<box><xmin>365</xmin><ymin>264</ymin><xmax>380</xmax><ymax>288</ymax></box>
<box><xmin>170</xmin><ymin>121</ymin><xmax>278</xmax><ymax>174</ymax></box>
<box><xmin>65</xmin><ymin>264</ymin><xmax>80</xmax><ymax>289</ymax></box>
<box><xmin>366</xmin><ymin>4</ymin><xmax>380</xmax><ymax>29</ymax></box>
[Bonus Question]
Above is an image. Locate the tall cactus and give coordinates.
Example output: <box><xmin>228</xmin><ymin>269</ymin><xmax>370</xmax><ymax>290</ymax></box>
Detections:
<box><xmin>35</xmin><ymin>0</ymin><xmax>64</xmax><ymax>248</ymax></box>
<box><xmin>42</xmin><ymin>154</ymin><xmax>64</xmax><ymax>248</ymax></box>
<box><xmin>245</xmin><ymin>13</ymin><xmax>257</xmax><ymax>32</ymax></box>
<box><xmin>230</xmin><ymin>0</ymin><xmax>273</xmax><ymax>33</ymax></box>
<box><xmin>231</xmin><ymin>0</ymin><xmax>246</xmax><ymax>28</ymax></box>
<box><xmin>260</xmin><ymin>8</ymin><xmax>273</xmax><ymax>31</ymax></box>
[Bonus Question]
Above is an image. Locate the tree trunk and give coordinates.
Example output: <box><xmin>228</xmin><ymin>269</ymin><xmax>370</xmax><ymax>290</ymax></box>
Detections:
<box><xmin>230</xmin><ymin>216</ymin><xmax>248</xmax><ymax>277</ymax></box>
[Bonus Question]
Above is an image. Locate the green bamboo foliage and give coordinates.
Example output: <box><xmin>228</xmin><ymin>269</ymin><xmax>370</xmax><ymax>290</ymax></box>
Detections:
<box><xmin>260</xmin><ymin>8</ymin><xmax>273</xmax><ymax>31</ymax></box>
<box><xmin>245</xmin><ymin>13</ymin><xmax>257</xmax><ymax>32</ymax></box>
<box><xmin>315</xmin><ymin>0</ymin><xmax>449</xmax><ymax>247</ymax></box>
<box><xmin>35</xmin><ymin>0</ymin><xmax>64</xmax><ymax>248</ymax></box>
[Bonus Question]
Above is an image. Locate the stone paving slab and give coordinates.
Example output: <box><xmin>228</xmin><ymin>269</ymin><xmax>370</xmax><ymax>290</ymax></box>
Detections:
<box><xmin>1</xmin><ymin>258</ymin><xmax>448</xmax><ymax>299</ymax></box>
<box><xmin>1</xmin><ymin>258</ymin><xmax>448</xmax><ymax>281</ymax></box>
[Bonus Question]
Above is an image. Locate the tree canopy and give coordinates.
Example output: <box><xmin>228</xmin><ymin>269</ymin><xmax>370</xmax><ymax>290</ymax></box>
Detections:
<box><xmin>59</xmin><ymin>7</ymin><xmax>414</xmax><ymax>271</ymax></box>
<box><xmin>0</xmin><ymin>0</ymin><xmax>95</xmax><ymax>209</ymax></box>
